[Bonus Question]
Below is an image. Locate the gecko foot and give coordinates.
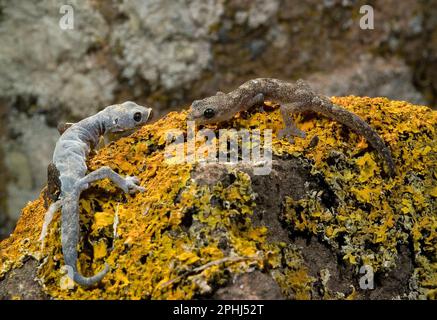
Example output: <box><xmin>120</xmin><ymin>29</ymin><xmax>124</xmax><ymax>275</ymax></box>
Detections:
<box><xmin>278</xmin><ymin>127</ymin><xmax>306</xmax><ymax>143</ymax></box>
<box><xmin>123</xmin><ymin>176</ymin><xmax>146</xmax><ymax>194</ymax></box>
<box><xmin>278</xmin><ymin>129</ymin><xmax>295</xmax><ymax>143</ymax></box>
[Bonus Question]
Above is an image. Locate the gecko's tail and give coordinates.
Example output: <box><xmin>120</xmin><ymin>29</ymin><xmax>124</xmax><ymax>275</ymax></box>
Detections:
<box><xmin>72</xmin><ymin>264</ymin><xmax>110</xmax><ymax>287</ymax></box>
<box><xmin>61</xmin><ymin>192</ymin><xmax>110</xmax><ymax>287</ymax></box>
<box><xmin>316</xmin><ymin>96</ymin><xmax>396</xmax><ymax>177</ymax></box>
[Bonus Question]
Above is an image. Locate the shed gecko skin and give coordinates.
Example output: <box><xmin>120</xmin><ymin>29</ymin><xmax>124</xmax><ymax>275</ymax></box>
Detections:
<box><xmin>187</xmin><ymin>78</ymin><xmax>395</xmax><ymax>177</ymax></box>
<box><xmin>40</xmin><ymin>101</ymin><xmax>152</xmax><ymax>286</ymax></box>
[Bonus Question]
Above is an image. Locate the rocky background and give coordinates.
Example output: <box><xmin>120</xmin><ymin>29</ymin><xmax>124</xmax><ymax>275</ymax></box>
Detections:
<box><xmin>0</xmin><ymin>0</ymin><xmax>436</xmax><ymax>239</ymax></box>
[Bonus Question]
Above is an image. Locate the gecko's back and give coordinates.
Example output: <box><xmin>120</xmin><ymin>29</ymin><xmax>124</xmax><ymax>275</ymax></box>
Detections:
<box><xmin>229</xmin><ymin>78</ymin><xmax>299</xmax><ymax>103</ymax></box>
<box><xmin>52</xmin><ymin>114</ymin><xmax>104</xmax><ymax>193</ymax></box>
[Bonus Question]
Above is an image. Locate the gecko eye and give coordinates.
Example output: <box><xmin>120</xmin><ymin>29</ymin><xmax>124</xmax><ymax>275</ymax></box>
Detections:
<box><xmin>203</xmin><ymin>108</ymin><xmax>215</xmax><ymax>119</ymax></box>
<box><xmin>133</xmin><ymin>112</ymin><xmax>142</xmax><ymax>122</ymax></box>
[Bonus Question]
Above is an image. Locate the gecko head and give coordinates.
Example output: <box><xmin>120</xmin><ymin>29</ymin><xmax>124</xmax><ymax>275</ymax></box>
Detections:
<box><xmin>187</xmin><ymin>93</ymin><xmax>233</xmax><ymax>125</ymax></box>
<box><xmin>104</xmin><ymin>101</ymin><xmax>152</xmax><ymax>134</ymax></box>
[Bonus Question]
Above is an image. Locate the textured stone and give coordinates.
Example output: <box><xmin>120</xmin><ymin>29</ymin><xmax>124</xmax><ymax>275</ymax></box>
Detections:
<box><xmin>0</xmin><ymin>0</ymin><xmax>114</xmax><ymax>118</ymax></box>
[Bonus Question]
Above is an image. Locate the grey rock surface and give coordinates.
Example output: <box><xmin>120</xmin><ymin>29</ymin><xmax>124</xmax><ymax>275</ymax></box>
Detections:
<box><xmin>308</xmin><ymin>56</ymin><xmax>427</xmax><ymax>105</ymax></box>
<box><xmin>2</xmin><ymin>112</ymin><xmax>58</xmax><ymax>222</ymax></box>
<box><xmin>0</xmin><ymin>0</ymin><xmax>114</xmax><ymax>119</ymax></box>
<box><xmin>112</xmin><ymin>0</ymin><xmax>224</xmax><ymax>91</ymax></box>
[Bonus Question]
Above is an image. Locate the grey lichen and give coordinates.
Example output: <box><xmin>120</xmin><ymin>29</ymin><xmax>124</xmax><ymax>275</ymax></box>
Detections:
<box><xmin>0</xmin><ymin>1</ymin><xmax>114</xmax><ymax>118</ymax></box>
<box><xmin>112</xmin><ymin>0</ymin><xmax>225</xmax><ymax>90</ymax></box>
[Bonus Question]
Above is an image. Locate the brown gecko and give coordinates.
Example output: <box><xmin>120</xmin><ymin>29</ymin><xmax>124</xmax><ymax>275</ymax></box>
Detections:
<box><xmin>187</xmin><ymin>78</ymin><xmax>395</xmax><ymax>177</ymax></box>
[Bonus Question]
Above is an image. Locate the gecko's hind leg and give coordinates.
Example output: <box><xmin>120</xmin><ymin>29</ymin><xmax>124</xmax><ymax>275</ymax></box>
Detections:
<box><xmin>278</xmin><ymin>103</ymin><xmax>307</xmax><ymax>143</ymax></box>
<box><xmin>76</xmin><ymin>166</ymin><xmax>145</xmax><ymax>194</ymax></box>
<box><xmin>39</xmin><ymin>199</ymin><xmax>63</xmax><ymax>247</ymax></box>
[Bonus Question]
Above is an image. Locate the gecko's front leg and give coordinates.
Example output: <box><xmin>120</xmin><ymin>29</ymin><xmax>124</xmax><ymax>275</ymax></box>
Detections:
<box><xmin>76</xmin><ymin>166</ymin><xmax>145</xmax><ymax>194</ymax></box>
<box><xmin>247</xmin><ymin>93</ymin><xmax>265</xmax><ymax>112</ymax></box>
<box><xmin>278</xmin><ymin>103</ymin><xmax>307</xmax><ymax>143</ymax></box>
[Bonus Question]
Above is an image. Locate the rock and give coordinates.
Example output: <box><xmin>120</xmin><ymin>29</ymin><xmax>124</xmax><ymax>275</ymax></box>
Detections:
<box><xmin>0</xmin><ymin>97</ymin><xmax>435</xmax><ymax>300</ymax></box>
<box><xmin>2</xmin><ymin>113</ymin><xmax>58</xmax><ymax>224</ymax></box>
<box><xmin>112</xmin><ymin>0</ymin><xmax>224</xmax><ymax>91</ymax></box>
<box><xmin>212</xmin><ymin>271</ymin><xmax>285</xmax><ymax>300</ymax></box>
<box><xmin>1</xmin><ymin>0</ymin><xmax>436</xmax><ymax>238</ymax></box>
<box><xmin>308</xmin><ymin>56</ymin><xmax>427</xmax><ymax>105</ymax></box>
<box><xmin>0</xmin><ymin>0</ymin><xmax>434</xmax><ymax>115</ymax></box>
<box><xmin>0</xmin><ymin>258</ymin><xmax>48</xmax><ymax>300</ymax></box>
<box><xmin>0</xmin><ymin>1</ymin><xmax>113</xmax><ymax>119</ymax></box>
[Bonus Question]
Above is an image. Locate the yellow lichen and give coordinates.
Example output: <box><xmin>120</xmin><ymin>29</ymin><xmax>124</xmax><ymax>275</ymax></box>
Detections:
<box><xmin>280</xmin><ymin>97</ymin><xmax>436</xmax><ymax>299</ymax></box>
<box><xmin>272</xmin><ymin>245</ymin><xmax>315</xmax><ymax>299</ymax></box>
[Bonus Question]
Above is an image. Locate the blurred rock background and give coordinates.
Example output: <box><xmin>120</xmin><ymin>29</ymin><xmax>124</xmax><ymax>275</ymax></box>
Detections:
<box><xmin>0</xmin><ymin>0</ymin><xmax>435</xmax><ymax>238</ymax></box>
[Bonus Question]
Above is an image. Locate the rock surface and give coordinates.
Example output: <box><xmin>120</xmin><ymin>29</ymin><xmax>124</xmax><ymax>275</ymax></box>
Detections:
<box><xmin>0</xmin><ymin>97</ymin><xmax>435</xmax><ymax>300</ymax></box>
<box><xmin>1</xmin><ymin>1</ymin><xmax>436</xmax><ymax>236</ymax></box>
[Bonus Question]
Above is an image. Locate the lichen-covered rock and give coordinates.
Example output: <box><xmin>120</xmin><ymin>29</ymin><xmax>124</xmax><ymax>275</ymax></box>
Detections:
<box><xmin>0</xmin><ymin>96</ymin><xmax>435</xmax><ymax>300</ymax></box>
<box><xmin>2</xmin><ymin>0</ymin><xmax>436</xmax><ymax>238</ymax></box>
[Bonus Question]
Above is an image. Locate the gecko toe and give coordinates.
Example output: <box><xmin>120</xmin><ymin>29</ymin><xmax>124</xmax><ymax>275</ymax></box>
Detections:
<box><xmin>124</xmin><ymin>176</ymin><xmax>145</xmax><ymax>194</ymax></box>
<box><xmin>278</xmin><ymin>129</ymin><xmax>295</xmax><ymax>144</ymax></box>
<box><xmin>294</xmin><ymin>129</ymin><xmax>306</xmax><ymax>139</ymax></box>
<box><xmin>137</xmin><ymin>186</ymin><xmax>146</xmax><ymax>193</ymax></box>
<box><xmin>278</xmin><ymin>128</ymin><xmax>287</xmax><ymax>138</ymax></box>
<box><xmin>286</xmin><ymin>137</ymin><xmax>295</xmax><ymax>144</ymax></box>
<box><xmin>131</xmin><ymin>176</ymin><xmax>140</xmax><ymax>184</ymax></box>
<box><xmin>129</xmin><ymin>185</ymin><xmax>145</xmax><ymax>194</ymax></box>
